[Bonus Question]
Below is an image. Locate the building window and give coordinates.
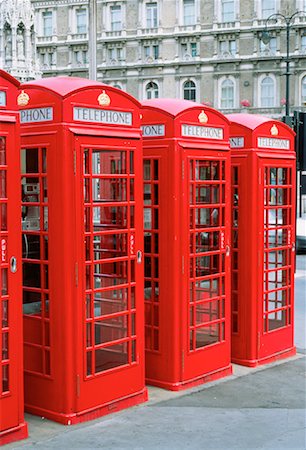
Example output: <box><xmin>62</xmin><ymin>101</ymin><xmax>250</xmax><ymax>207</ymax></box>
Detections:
<box><xmin>42</xmin><ymin>11</ymin><xmax>53</xmax><ymax>36</ymax></box>
<box><xmin>221</xmin><ymin>79</ymin><xmax>234</xmax><ymax>109</ymax></box>
<box><xmin>111</xmin><ymin>5</ymin><xmax>122</xmax><ymax>31</ymax></box>
<box><xmin>219</xmin><ymin>39</ymin><xmax>236</xmax><ymax>56</ymax></box>
<box><xmin>76</xmin><ymin>8</ymin><xmax>87</xmax><ymax>34</ymax></box>
<box><xmin>181</xmin><ymin>41</ymin><xmax>198</xmax><ymax>58</ymax></box>
<box><xmin>222</xmin><ymin>0</ymin><xmax>235</xmax><ymax>22</ymax></box>
<box><xmin>40</xmin><ymin>51</ymin><xmax>55</xmax><ymax>67</ymax></box>
<box><xmin>108</xmin><ymin>47</ymin><xmax>124</xmax><ymax>62</ymax></box>
<box><xmin>146</xmin><ymin>82</ymin><xmax>159</xmax><ymax>99</ymax></box>
<box><xmin>259</xmin><ymin>36</ymin><xmax>276</xmax><ymax>55</ymax></box>
<box><xmin>183</xmin><ymin>0</ymin><xmax>195</xmax><ymax>26</ymax></box>
<box><xmin>260</xmin><ymin>76</ymin><xmax>275</xmax><ymax>107</ymax></box>
<box><xmin>301</xmin><ymin>36</ymin><xmax>306</xmax><ymax>53</ymax></box>
<box><xmin>146</xmin><ymin>2</ymin><xmax>158</xmax><ymax>28</ymax></box>
<box><xmin>302</xmin><ymin>76</ymin><xmax>306</xmax><ymax>105</ymax></box>
<box><xmin>74</xmin><ymin>49</ymin><xmax>88</xmax><ymax>65</ymax></box>
<box><xmin>183</xmin><ymin>80</ymin><xmax>196</xmax><ymax>101</ymax></box>
<box><xmin>144</xmin><ymin>44</ymin><xmax>159</xmax><ymax>61</ymax></box>
<box><xmin>262</xmin><ymin>0</ymin><xmax>276</xmax><ymax>19</ymax></box>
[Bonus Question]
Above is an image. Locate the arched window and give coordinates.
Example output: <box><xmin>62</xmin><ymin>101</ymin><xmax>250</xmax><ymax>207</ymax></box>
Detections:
<box><xmin>183</xmin><ymin>80</ymin><xmax>196</xmax><ymax>101</ymax></box>
<box><xmin>260</xmin><ymin>76</ymin><xmax>275</xmax><ymax>107</ymax></box>
<box><xmin>146</xmin><ymin>81</ymin><xmax>159</xmax><ymax>99</ymax></box>
<box><xmin>302</xmin><ymin>76</ymin><xmax>306</xmax><ymax>106</ymax></box>
<box><xmin>221</xmin><ymin>79</ymin><xmax>234</xmax><ymax>109</ymax></box>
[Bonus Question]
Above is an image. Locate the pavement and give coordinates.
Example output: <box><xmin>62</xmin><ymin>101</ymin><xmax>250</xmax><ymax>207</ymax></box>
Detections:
<box><xmin>5</xmin><ymin>255</ymin><xmax>306</xmax><ymax>450</ymax></box>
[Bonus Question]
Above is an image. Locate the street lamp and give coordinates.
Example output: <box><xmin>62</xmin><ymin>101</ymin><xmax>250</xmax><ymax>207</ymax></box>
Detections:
<box><xmin>261</xmin><ymin>11</ymin><xmax>306</xmax><ymax>118</ymax></box>
<box><xmin>88</xmin><ymin>0</ymin><xmax>97</xmax><ymax>80</ymax></box>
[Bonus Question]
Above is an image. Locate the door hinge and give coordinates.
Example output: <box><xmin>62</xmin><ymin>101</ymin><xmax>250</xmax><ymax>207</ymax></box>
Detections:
<box><xmin>76</xmin><ymin>374</ymin><xmax>80</xmax><ymax>398</ymax></box>
<box><xmin>257</xmin><ymin>332</ymin><xmax>261</xmax><ymax>351</ymax></box>
<box><xmin>73</xmin><ymin>150</ymin><xmax>76</xmax><ymax>175</ymax></box>
<box><xmin>182</xmin><ymin>161</ymin><xmax>184</xmax><ymax>179</ymax></box>
<box><xmin>182</xmin><ymin>255</ymin><xmax>184</xmax><ymax>274</ymax></box>
<box><xmin>182</xmin><ymin>350</ymin><xmax>185</xmax><ymax>372</ymax></box>
<box><xmin>75</xmin><ymin>262</ymin><xmax>78</xmax><ymax>287</ymax></box>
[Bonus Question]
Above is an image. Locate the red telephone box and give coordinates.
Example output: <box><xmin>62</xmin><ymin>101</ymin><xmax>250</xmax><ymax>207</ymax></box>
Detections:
<box><xmin>0</xmin><ymin>71</ymin><xmax>28</xmax><ymax>445</ymax></box>
<box><xmin>18</xmin><ymin>77</ymin><xmax>147</xmax><ymax>424</ymax></box>
<box><xmin>141</xmin><ymin>99</ymin><xmax>232</xmax><ymax>390</ymax></box>
<box><xmin>227</xmin><ymin>114</ymin><xmax>296</xmax><ymax>367</ymax></box>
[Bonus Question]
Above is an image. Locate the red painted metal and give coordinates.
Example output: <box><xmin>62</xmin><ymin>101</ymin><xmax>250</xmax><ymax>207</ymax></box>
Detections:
<box><xmin>19</xmin><ymin>77</ymin><xmax>147</xmax><ymax>424</ymax></box>
<box><xmin>141</xmin><ymin>99</ymin><xmax>232</xmax><ymax>390</ymax></box>
<box><xmin>0</xmin><ymin>70</ymin><xmax>28</xmax><ymax>445</ymax></box>
<box><xmin>228</xmin><ymin>113</ymin><xmax>296</xmax><ymax>367</ymax></box>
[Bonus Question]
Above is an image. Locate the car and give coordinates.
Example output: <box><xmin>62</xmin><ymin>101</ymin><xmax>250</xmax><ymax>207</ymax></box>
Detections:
<box><xmin>296</xmin><ymin>216</ymin><xmax>306</xmax><ymax>254</ymax></box>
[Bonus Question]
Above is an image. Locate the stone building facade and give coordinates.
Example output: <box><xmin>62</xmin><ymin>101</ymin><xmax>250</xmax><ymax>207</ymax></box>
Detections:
<box><xmin>22</xmin><ymin>0</ymin><xmax>306</xmax><ymax>115</ymax></box>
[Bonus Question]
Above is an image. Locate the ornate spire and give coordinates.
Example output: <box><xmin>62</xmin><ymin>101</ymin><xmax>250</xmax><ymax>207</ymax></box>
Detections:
<box><xmin>0</xmin><ymin>0</ymin><xmax>41</xmax><ymax>81</ymax></box>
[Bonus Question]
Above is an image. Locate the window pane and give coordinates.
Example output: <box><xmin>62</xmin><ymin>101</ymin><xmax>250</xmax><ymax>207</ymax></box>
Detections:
<box><xmin>183</xmin><ymin>0</ymin><xmax>195</xmax><ymax>25</ymax></box>
<box><xmin>111</xmin><ymin>5</ymin><xmax>122</xmax><ymax>31</ymax></box>
<box><xmin>261</xmin><ymin>77</ymin><xmax>275</xmax><ymax>107</ymax></box>
<box><xmin>221</xmin><ymin>79</ymin><xmax>234</xmax><ymax>109</ymax></box>
<box><xmin>222</xmin><ymin>0</ymin><xmax>235</xmax><ymax>22</ymax></box>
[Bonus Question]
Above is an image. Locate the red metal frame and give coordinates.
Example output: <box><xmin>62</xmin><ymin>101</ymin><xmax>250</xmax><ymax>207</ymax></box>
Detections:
<box><xmin>19</xmin><ymin>77</ymin><xmax>147</xmax><ymax>424</ymax></box>
<box><xmin>0</xmin><ymin>71</ymin><xmax>28</xmax><ymax>445</ymax></box>
<box><xmin>141</xmin><ymin>99</ymin><xmax>232</xmax><ymax>390</ymax></box>
<box><xmin>228</xmin><ymin>114</ymin><xmax>296</xmax><ymax>367</ymax></box>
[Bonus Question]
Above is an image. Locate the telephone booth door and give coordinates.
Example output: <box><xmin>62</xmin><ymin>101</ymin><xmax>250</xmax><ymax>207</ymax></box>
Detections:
<box><xmin>182</xmin><ymin>150</ymin><xmax>231</xmax><ymax>382</ymax></box>
<box><xmin>0</xmin><ymin>71</ymin><xmax>27</xmax><ymax>446</ymax></box>
<box><xmin>258</xmin><ymin>160</ymin><xmax>295</xmax><ymax>359</ymax></box>
<box><xmin>74</xmin><ymin>135</ymin><xmax>145</xmax><ymax>413</ymax></box>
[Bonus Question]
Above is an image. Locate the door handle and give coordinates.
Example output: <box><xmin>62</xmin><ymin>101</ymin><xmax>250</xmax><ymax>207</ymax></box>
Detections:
<box><xmin>137</xmin><ymin>250</ymin><xmax>142</xmax><ymax>264</ymax></box>
<box><xmin>10</xmin><ymin>256</ymin><xmax>17</xmax><ymax>273</ymax></box>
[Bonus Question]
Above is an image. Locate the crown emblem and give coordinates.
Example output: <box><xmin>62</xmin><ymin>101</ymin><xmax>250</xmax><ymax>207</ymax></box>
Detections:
<box><xmin>198</xmin><ymin>110</ymin><xmax>208</xmax><ymax>124</ymax></box>
<box><xmin>98</xmin><ymin>90</ymin><xmax>111</xmax><ymax>106</ymax></box>
<box><xmin>17</xmin><ymin>90</ymin><xmax>29</xmax><ymax>106</ymax></box>
<box><xmin>270</xmin><ymin>124</ymin><xmax>278</xmax><ymax>136</ymax></box>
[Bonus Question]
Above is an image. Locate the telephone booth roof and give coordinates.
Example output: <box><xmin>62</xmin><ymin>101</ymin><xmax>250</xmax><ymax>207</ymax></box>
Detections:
<box><xmin>227</xmin><ymin>113</ymin><xmax>295</xmax><ymax>152</ymax></box>
<box><xmin>19</xmin><ymin>76</ymin><xmax>141</xmax><ymax>128</ymax></box>
<box><xmin>0</xmin><ymin>69</ymin><xmax>20</xmax><ymax>112</ymax></box>
<box><xmin>141</xmin><ymin>98</ymin><xmax>230</xmax><ymax>145</ymax></box>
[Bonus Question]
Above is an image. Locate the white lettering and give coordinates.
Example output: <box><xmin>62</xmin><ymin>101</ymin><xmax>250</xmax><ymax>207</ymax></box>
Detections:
<box><xmin>141</xmin><ymin>124</ymin><xmax>165</xmax><ymax>137</ymax></box>
<box><xmin>73</xmin><ymin>107</ymin><xmax>132</xmax><ymax>125</ymax></box>
<box><xmin>181</xmin><ymin>124</ymin><xmax>223</xmax><ymax>140</ymax></box>
<box><xmin>229</xmin><ymin>137</ymin><xmax>245</xmax><ymax>148</ymax></box>
<box><xmin>20</xmin><ymin>107</ymin><xmax>53</xmax><ymax>123</ymax></box>
<box><xmin>257</xmin><ymin>137</ymin><xmax>290</xmax><ymax>150</ymax></box>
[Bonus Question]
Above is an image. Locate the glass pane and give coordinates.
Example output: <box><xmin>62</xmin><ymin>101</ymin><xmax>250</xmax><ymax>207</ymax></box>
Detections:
<box><xmin>196</xmin><ymin>323</ymin><xmax>220</xmax><ymax>348</ymax></box>
<box><xmin>92</xmin><ymin>150</ymin><xmax>126</xmax><ymax>175</ymax></box>
<box><xmin>94</xmin><ymin>314</ymin><xmax>128</xmax><ymax>345</ymax></box>
<box><xmin>0</xmin><ymin>137</ymin><xmax>6</xmax><ymax>165</ymax></box>
<box><xmin>93</xmin><ymin>288</ymin><xmax>128</xmax><ymax>317</ymax></box>
<box><xmin>92</xmin><ymin>178</ymin><xmax>127</xmax><ymax>202</ymax></box>
<box><xmin>95</xmin><ymin>343</ymin><xmax>128</xmax><ymax>373</ymax></box>
<box><xmin>93</xmin><ymin>261</ymin><xmax>129</xmax><ymax>289</ymax></box>
<box><xmin>93</xmin><ymin>233</ymin><xmax>128</xmax><ymax>260</ymax></box>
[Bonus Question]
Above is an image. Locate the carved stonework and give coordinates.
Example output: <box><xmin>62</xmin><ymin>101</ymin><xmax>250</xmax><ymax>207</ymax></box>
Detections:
<box><xmin>0</xmin><ymin>0</ymin><xmax>41</xmax><ymax>80</ymax></box>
